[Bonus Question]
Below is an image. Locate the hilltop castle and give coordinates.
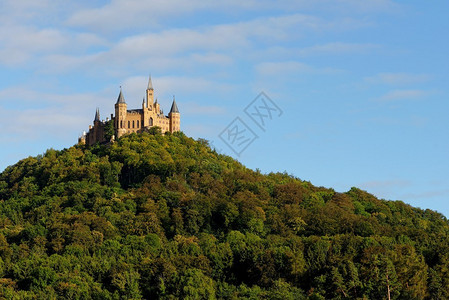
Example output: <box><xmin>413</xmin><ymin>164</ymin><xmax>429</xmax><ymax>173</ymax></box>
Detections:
<box><xmin>79</xmin><ymin>76</ymin><xmax>180</xmax><ymax>146</ymax></box>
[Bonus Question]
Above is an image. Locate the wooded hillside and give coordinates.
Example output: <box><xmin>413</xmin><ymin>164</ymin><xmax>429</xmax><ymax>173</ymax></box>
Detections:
<box><xmin>0</xmin><ymin>132</ymin><xmax>447</xmax><ymax>299</ymax></box>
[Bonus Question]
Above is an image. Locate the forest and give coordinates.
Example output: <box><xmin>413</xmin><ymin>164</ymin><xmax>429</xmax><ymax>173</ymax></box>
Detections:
<box><xmin>0</xmin><ymin>131</ymin><xmax>448</xmax><ymax>299</ymax></box>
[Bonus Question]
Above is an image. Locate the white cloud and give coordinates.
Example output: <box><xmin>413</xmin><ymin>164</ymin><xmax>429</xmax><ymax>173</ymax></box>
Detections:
<box><xmin>2</xmin><ymin>10</ymin><xmax>378</xmax><ymax>74</ymax></box>
<box><xmin>66</xmin><ymin>0</ymin><xmax>205</xmax><ymax>31</ymax></box>
<box><xmin>65</xmin><ymin>0</ymin><xmax>398</xmax><ymax>33</ymax></box>
<box><xmin>45</xmin><ymin>12</ymin><xmax>377</xmax><ymax>74</ymax></box>
<box><xmin>0</xmin><ymin>86</ymin><xmax>116</xmax><ymax>143</ymax></box>
<box><xmin>255</xmin><ymin>61</ymin><xmax>343</xmax><ymax>76</ymax></box>
<box><xmin>360</xmin><ymin>179</ymin><xmax>411</xmax><ymax>189</ymax></box>
<box><xmin>358</xmin><ymin>179</ymin><xmax>412</xmax><ymax>200</ymax></box>
<box><xmin>298</xmin><ymin>42</ymin><xmax>380</xmax><ymax>55</ymax></box>
<box><xmin>365</xmin><ymin>72</ymin><xmax>431</xmax><ymax>85</ymax></box>
<box><xmin>190</xmin><ymin>53</ymin><xmax>233</xmax><ymax>66</ymax></box>
<box><xmin>0</xmin><ymin>0</ymin><xmax>55</xmax><ymax>25</ymax></box>
<box><xmin>376</xmin><ymin>89</ymin><xmax>431</xmax><ymax>102</ymax></box>
<box><xmin>121</xmin><ymin>75</ymin><xmax>234</xmax><ymax>100</ymax></box>
<box><xmin>316</xmin><ymin>0</ymin><xmax>399</xmax><ymax>13</ymax></box>
<box><xmin>0</xmin><ymin>27</ymin><xmax>65</xmax><ymax>65</ymax></box>
<box><xmin>0</xmin><ymin>25</ymin><xmax>108</xmax><ymax>66</ymax></box>
<box><xmin>52</xmin><ymin>52</ymin><xmax>233</xmax><ymax>76</ymax></box>
<box><xmin>0</xmin><ymin>86</ymin><xmax>110</xmax><ymax>107</ymax></box>
<box><xmin>0</xmin><ymin>106</ymin><xmax>89</xmax><ymax>141</ymax></box>
<box><xmin>401</xmin><ymin>189</ymin><xmax>449</xmax><ymax>200</ymax></box>
<box><xmin>106</xmin><ymin>14</ymin><xmax>324</xmax><ymax>57</ymax></box>
<box><xmin>41</xmin><ymin>53</ymin><xmax>102</xmax><ymax>74</ymax></box>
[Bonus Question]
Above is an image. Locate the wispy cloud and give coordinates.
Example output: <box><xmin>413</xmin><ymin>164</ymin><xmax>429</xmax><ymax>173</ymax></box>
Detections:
<box><xmin>298</xmin><ymin>42</ymin><xmax>380</xmax><ymax>56</ymax></box>
<box><xmin>401</xmin><ymin>189</ymin><xmax>449</xmax><ymax>200</ymax></box>
<box><xmin>376</xmin><ymin>89</ymin><xmax>431</xmax><ymax>102</ymax></box>
<box><xmin>65</xmin><ymin>0</ymin><xmax>394</xmax><ymax>32</ymax></box>
<box><xmin>42</xmin><ymin>14</ymin><xmax>323</xmax><ymax>74</ymax></box>
<box><xmin>0</xmin><ymin>25</ymin><xmax>107</xmax><ymax>66</ymax></box>
<box><xmin>360</xmin><ymin>179</ymin><xmax>411</xmax><ymax>189</ymax></box>
<box><xmin>40</xmin><ymin>12</ymin><xmax>379</xmax><ymax>75</ymax></box>
<box><xmin>121</xmin><ymin>75</ymin><xmax>234</xmax><ymax>99</ymax></box>
<box><xmin>0</xmin><ymin>87</ymin><xmax>113</xmax><ymax>142</ymax></box>
<box><xmin>365</xmin><ymin>72</ymin><xmax>431</xmax><ymax>85</ymax></box>
<box><xmin>358</xmin><ymin>179</ymin><xmax>412</xmax><ymax>200</ymax></box>
<box><xmin>255</xmin><ymin>61</ymin><xmax>344</xmax><ymax>76</ymax></box>
<box><xmin>0</xmin><ymin>86</ymin><xmax>110</xmax><ymax>107</ymax></box>
<box><xmin>66</xmin><ymin>0</ymin><xmax>208</xmax><ymax>31</ymax></box>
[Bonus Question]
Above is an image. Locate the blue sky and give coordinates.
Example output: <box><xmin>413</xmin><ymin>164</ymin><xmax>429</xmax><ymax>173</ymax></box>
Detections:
<box><xmin>0</xmin><ymin>1</ymin><xmax>448</xmax><ymax>215</ymax></box>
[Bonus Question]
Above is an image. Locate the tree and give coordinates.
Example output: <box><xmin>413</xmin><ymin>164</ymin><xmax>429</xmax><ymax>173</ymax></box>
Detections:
<box><xmin>177</xmin><ymin>268</ymin><xmax>216</xmax><ymax>299</ymax></box>
<box><xmin>147</xmin><ymin>126</ymin><xmax>162</xmax><ymax>135</ymax></box>
<box><xmin>104</xmin><ymin>119</ymin><xmax>115</xmax><ymax>141</ymax></box>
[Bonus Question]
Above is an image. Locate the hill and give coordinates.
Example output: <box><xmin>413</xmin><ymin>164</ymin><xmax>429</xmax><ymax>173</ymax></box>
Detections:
<box><xmin>0</xmin><ymin>132</ymin><xmax>448</xmax><ymax>299</ymax></box>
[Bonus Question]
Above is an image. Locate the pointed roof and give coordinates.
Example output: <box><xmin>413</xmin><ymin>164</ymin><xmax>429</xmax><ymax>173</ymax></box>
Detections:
<box><xmin>94</xmin><ymin>107</ymin><xmax>100</xmax><ymax>122</ymax></box>
<box><xmin>147</xmin><ymin>75</ymin><xmax>153</xmax><ymax>90</ymax></box>
<box><xmin>116</xmin><ymin>87</ymin><xmax>126</xmax><ymax>104</ymax></box>
<box><xmin>170</xmin><ymin>96</ymin><xmax>179</xmax><ymax>113</ymax></box>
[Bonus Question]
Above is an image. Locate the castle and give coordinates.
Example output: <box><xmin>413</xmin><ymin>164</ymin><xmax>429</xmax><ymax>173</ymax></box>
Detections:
<box><xmin>79</xmin><ymin>76</ymin><xmax>180</xmax><ymax>146</ymax></box>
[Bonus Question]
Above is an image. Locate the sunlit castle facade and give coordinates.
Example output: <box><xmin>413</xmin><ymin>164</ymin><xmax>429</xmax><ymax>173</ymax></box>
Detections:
<box><xmin>79</xmin><ymin>76</ymin><xmax>180</xmax><ymax>146</ymax></box>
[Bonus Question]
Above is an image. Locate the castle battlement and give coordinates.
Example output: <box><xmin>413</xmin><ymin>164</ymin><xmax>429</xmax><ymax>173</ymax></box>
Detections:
<box><xmin>79</xmin><ymin>76</ymin><xmax>180</xmax><ymax>146</ymax></box>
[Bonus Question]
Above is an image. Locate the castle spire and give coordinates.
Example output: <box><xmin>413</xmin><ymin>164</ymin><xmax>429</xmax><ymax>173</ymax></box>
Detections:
<box><xmin>170</xmin><ymin>96</ymin><xmax>179</xmax><ymax>113</ymax></box>
<box><xmin>94</xmin><ymin>107</ymin><xmax>100</xmax><ymax>122</ymax></box>
<box><xmin>147</xmin><ymin>75</ymin><xmax>153</xmax><ymax>90</ymax></box>
<box><xmin>116</xmin><ymin>87</ymin><xmax>126</xmax><ymax>104</ymax></box>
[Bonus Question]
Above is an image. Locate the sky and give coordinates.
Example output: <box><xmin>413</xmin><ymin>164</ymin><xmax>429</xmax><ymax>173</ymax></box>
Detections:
<box><xmin>0</xmin><ymin>1</ymin><xmax>448</xmax><ymax>215</ymax></box>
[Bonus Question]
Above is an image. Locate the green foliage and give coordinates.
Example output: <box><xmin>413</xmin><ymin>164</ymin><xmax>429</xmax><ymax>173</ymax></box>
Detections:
<box><xmin>0</xmin><ymin>133</ymin><xmax>446</xmax><ymax>298</ymax></box>
<box><xmin>146</xmin><ymin>126</ymin><xmax>162</xmax><ymax>135</ymax></box>
<box><xmin>104</xmin><ymin>120</ymin><xmax>115</xmax><ymax>141</ymax></box>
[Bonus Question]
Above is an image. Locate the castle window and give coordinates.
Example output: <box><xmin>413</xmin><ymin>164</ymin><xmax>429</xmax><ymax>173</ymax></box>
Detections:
<box><xmin>149</xmin><ymin>117</ymin><xmax>153</xmax><ymax>126</ymax></box>
<box><xmin>137</xmin><ymin>120</ymin><xmax>140</xmax><ymax>128</ymax></box>
<box><xmin>128</xmin><ymin>121</ymin><xmax>130</xmax><ymax>128</ymax></box>
<box><xmin>132</xmin><ymin>120</ymin><xmax>135</xmax><ymax>128</ymax></box>
<box><xmin>120</xmin><ymin>120</ymin><xmax>123</xmax><ymax>128</ymax></box>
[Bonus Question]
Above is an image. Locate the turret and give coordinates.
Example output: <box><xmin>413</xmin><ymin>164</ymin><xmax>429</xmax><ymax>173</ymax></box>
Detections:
<box><xmin>154</xmin><ymin>98</ymin><xmax>160</xmax><ymax>115</ymax></box>
<box><xmin>91</xmin><ymin>108</ymin><xmax>102</xmax><ymax>144</ymax></box>
<box><xmin>169</xmin><ymin>96</ymin><xmax>180</xmax><ymax>133</ymax></box>
<box><xmin>146</xmin><ymin>75</ymin><xmax>154</xmax><ymax>107</ymax></box>
<box><xmin>116</xmin><ymin>87</ymin><xmax>126</xmax><ymax>105</ymax></box>
<box><xmin>94</xmin><ymin>107</ymin><xmax>100</xmax><ymax>123</ymax></box>
<box><xmin>114</xmin><ymin>87</ymin><xmax>127</xmax><ymax>138</ymax></box>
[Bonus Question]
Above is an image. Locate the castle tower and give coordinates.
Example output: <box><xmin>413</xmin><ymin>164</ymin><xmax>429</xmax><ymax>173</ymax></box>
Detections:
<box><xmin>115</xmin><ymin>88</ymin><xmax>127</xmax><ymax>138</ymax></box>
<box><xmin>169</xmin><ymin>96</ymin><xmax>180</xmax><ymax>132</ymax></box>
<box><xmin>94</xmin><ymin>107</ymin><xmax>100</xmax><ymax>123</ymax></box>
<box><xmin>155</xmin><ymin>98</ymin><xmax>160</xmax><ymax>115</ymax></box>
<box><xmin>91</xmin><ymin>108</ymin><xmax>102</xmax><ymax>145</ymax></box>
<box><xmin>146</xmin><ymin>75</ymin><xmax>154</xmax><ymax>108</ymax></box>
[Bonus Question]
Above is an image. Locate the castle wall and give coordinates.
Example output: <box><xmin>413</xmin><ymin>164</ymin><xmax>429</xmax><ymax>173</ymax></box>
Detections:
<box><xmin>170</xmin><ymin>113</ymin><xmax>180</xmax><ymax>132</ymax></box>
<box><xmin>123</xmin><ymin>112</ymin><xmax>143</xmax><ymax>134</ymax></box>
<box><xmin>85</xmin><ymin>121</ymin><xmax>106</xmax><ymax>146</ymax></box>
<box><xmin>154</xmin><ymin>115</ymin><xmax>170</xmax><ymax>133</ymax></box>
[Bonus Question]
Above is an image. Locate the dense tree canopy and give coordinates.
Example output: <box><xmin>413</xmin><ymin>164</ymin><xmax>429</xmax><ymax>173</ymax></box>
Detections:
<box><xmin>0</xmin><ymin>132</ymin><xmax>447</xmax><ymax>299</ymax></box>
